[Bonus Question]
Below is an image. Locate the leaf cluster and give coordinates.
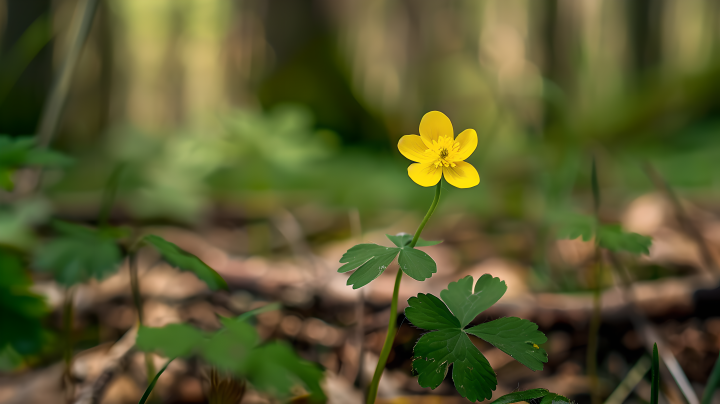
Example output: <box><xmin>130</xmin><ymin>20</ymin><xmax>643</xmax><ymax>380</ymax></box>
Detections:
<box><xmin>33</xmin><ymin>221</ymin><xmax>127</xmax><ymax>286</ymax></box>
<box><xmin>556</xmin><ymin>215</ymin><xmax>652</xmax><ymax>255</ymax></box>
<box><xmin>338</xmin><ymin>234</ymin><xmax>441</xmax><ymax>289</ymax></box>
<box><xmin>406</xmin><ymin>275</ymin><xmax>548</xmax><ymax>402</ymax></box>
<box><xmin>0</xmin><ymin>135</ymin><xmax>73</xmax><ymax>191</ymax></box>
<box><xmin>135</xmin><ymin>316</ymin><xmax>325</xmax><ymax>402</ymax></box>
<box><xmin>0</xmin><ymin>249</ymin><xmax>48</xmax><ymax>354</ymax></box>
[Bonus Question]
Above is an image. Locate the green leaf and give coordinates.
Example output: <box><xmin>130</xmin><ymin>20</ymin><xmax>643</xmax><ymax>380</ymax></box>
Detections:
<box><xmin>0</xmin><ymin>249</ymin><xmax>48</xmax><ymax>355</ymax></box>
<box><xmin>412</xmin><ymin>328</ymin><xmax>496</xmax><ymax>401</ymax></box>
<box><xmin>405</xmin><ymin>293</ymin><xmax>461</xmax><ymax>330</ymax></box>
<box><xmin>597</xmin><ymin>225</ymin><xmax>652</xmax><ymax>255</ymax></box>
<box><xmin>490</xmin><ymin>389</ymin><xmax>550</xmax><ymax>404</ymax></box>
<box><xmin>397</xmin><ymin>247</ymin><xmax>437</xmax><ymax>281</ymax></box>
<box><xmin>440</xmin><ymin>275</ymin><xmax>507</xmax><ymax>328</ymax></box>
<box><xmin>556</xmin><ymin>214</ymin><xmax>595</xmax><ymax>242</ymax></box>
<box><xmin>242</xmin><ymin>341</ymin><xmax>326</xmax><ymax>403</ymax></box>
<box><xmin>539</xmin><ymin>393</ymin><xmax>573</xmax><ymax>404</ymax></box>
<box><xmin>466</xmin><ymin>317</ymin><xmax>549</xmax><ymax>371</ymax></box>
<box><xmin>136</xmin><ymin>324</ymin><xmax>205</xmax><ymax>358</ymax></box>
<box><xmin>386</xmin><ymin>233</ymin><xmax>442</xmax><ymax>247</ymax></box>
<box><xmin>202</xmin><ymin>318</ymin><xmax>258</xmax><ymax>371</ymax></box>
<box><xmin>406</xmin><ymin>275</ymin><xmax>547</xmax><ymax>402</ymax></box>
<box><xmin>0</xmin><ymin>135</ymin><xmax>73</xmax><ymax>168</ymax></box>
<box><xmin>33</xmin><ymin>222</ymin><xmax>123</xmax><ymax>286</ymax></box>
<box><xmin>338</xmin><ymin>243</ymin><xmax>400</xmax><ymax>289</ymax></box>
<box><xmin>143</xmin><ymin>235</ymin><xmax>228</xmax><ymax>290</ymax></box>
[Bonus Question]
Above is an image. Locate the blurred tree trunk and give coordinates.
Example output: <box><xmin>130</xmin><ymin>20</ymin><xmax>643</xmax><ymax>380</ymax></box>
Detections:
<box><xmin>627</xmin><ymin>0</ymin><xmax>664</xmax><ymax>78</ymax></box>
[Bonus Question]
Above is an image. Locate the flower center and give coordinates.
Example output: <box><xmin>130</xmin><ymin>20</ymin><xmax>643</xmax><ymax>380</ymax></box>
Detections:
<box><xmin>425</xmin><ymin>135</ymin><xmax>460</xmax><ymax>168</ymax></box>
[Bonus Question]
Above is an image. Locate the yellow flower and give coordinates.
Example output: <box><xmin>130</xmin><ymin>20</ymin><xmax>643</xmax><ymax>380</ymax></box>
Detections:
<box><xmin>398</xmin><ymin>111</ymin><xmax>480</xmax><ymax>188</ymax></box>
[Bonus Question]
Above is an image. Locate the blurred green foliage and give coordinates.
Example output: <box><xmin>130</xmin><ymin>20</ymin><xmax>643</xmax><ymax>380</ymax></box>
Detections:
<box><xmin>136</xmin><ymin>315</ymin><xmax>326</xmax><ymax>402</ymax></box>
<box><xmin>33</xmin><ymin>221</ymin><xmax>126</xmax><ymax>286</ymax></box>
<box><xmin>0</xmin><ymin>135</ymin><xmax>72</xmax><ymax>191</ymax></box>
<box><xmin>143</xmin><ymin>235</ymin><xmax>228</xmax><ymax>291</ymax></box>
<box><xmin>0</xmin><ymin>249</ymin><xmax>47</xmax><ymax>355</ymax></box>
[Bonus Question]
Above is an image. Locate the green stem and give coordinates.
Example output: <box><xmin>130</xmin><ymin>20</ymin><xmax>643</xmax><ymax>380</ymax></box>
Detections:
<box><xmin>409</xmin><ymin>182</ymin><xmax>442</xmax><ymax>249</ymax></box>
<box><xmin>129</xmin><ymin>251</ymin><xmax>156</xmax><ymax>384</ymax></box>
<box><xmin>366</xmin><ymin>182</ymin><xmax>442</xmax><ymax>404</ymax></box>
<box><xmin>587</xmin><ymin>246</ymin><xmax>602</xmax><ymax>404</ymax></box>
<box><xmin>62</xmin><ymin>287</ymin><xmax>75</xmax><ymax>403</ymax></box>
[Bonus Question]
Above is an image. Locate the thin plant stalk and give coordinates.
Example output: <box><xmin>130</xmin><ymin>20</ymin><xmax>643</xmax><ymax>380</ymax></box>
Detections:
<box><xmin>366</xmin><ymin>182</ymin><xmax>442</xmax><ymax>404</ymax></box>
<box><xmin>587</xmin><ymin>246</ymin><xmax>602</xmax><ymax>404</ymax></box>
<box><xmin>62</xmin><ymin>287</ymin><xmax>76</xmax><ymax>403</ymax></box>
<box><xmin>588</xmin><ymin>157</ymin><xmax>602</xmax><ymax>404</ymax></box>
<box><xmin>129</xmin><ymin>251</ymin><xmax>156</xmax><ymax>384</ymax></box>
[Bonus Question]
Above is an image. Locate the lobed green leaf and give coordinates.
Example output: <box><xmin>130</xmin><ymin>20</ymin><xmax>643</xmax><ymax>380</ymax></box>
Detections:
<box><xmin>412</xmin><ymin>328</ymin><xmax>496</xmax><ymax>401</ymax></box>
<box><xmin>33</xmin><ymin>222</ymin><xmax>124</xmax><ymax>286</ymax></box>
<box><xmin>406</xmin><ymin>293</ymin><xmax>460</xmax><ymax>330</ymax></box>
<box><xmin>398</xmin><ymin>247</ymin><xmax>436</xmax><ymax>281</ymax></box>
<box><xmin>440</xmin><ymin>275</ymin><xmax>507</xmax><ymax>328</ymax></box>
<box><xmin>136</xmin><ymin>313</ymin><xmax>325</xmax><ymax>403</ymax></box>
<box><xmin>466</xmin><ymin>317</ymin><xmax>548</xmax><ymax>371</ymax></box>
<box><xmin>338</xmin><ymin>243</ymin><xmax>400</xmax><ymax>289</ymax></box>
<box><xmin>406</xmin><ymin>275</ymin><xmax>547</xmax><ymax>401</ymax></box>
<box><xmin>597</xmin><ymin>225</ymin><xmax>652</xmax><ymax>255</ymax></box>
<box><xmin>143</xmin><ymin>234</ymin><xmax>228</xmax><ymax>290</ymax></box>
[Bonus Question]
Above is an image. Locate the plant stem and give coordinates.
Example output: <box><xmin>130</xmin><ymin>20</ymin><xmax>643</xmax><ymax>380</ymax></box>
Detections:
<box><xmin>587</xmin><ymin>246</ymin><xmax>602</xmax><ymax>404</ymax></box>
<box><xmin>366</xmin><ymin>182</ymin><xmax>442</xmax><ymax>404</ymax></box>
<box><xmin>129</xmin><ymin>251</ymin><xmax>156</xmax><ymax>384</ymax></box>
<box><xmin>63</xmin><ymin>287</ymin><xmax>75</xmax><ymax>403</ymax></box>
<box><xmin>409</xmin><ymin>182</ymin><xmax>442</xmax><ymax>249</ymax></box>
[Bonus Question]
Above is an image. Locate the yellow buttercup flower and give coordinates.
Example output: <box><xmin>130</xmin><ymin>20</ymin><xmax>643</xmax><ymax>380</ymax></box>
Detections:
<box><xmin>398</xmin><ymin>111</ymin><xmax>480</xmax><ymax>188</ymax></box>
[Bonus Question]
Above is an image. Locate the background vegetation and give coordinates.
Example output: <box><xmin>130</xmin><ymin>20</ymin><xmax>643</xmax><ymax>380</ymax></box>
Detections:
<box><xmin>1</xmin><ymin>1</ymin><xmax>720</xmax><ymax>403</ymax></box>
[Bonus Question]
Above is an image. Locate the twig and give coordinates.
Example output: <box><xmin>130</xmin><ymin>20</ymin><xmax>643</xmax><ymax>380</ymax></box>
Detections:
<box><xmin>643</xmin><ymin>163</ymin><xmax>718</xmax><ymax>279</ymax></box>
<box><xmin>607</xmin><ymin>251</ymin><xmax>699</xmax><ymax>404</ymax></box>
<box><xmin>73</xmin><ymin>326</ymin><xmax>138</xmax><ymax>404</ymax></box>
<box><xmin>15</xmin><ymin>0</ymin><xmax>100</xmax><ymax>195</ymax></box>
<box><xmin>603</xmin><ymin>355</ymin><xmax>651</xmax><ymax>404</ymax></box>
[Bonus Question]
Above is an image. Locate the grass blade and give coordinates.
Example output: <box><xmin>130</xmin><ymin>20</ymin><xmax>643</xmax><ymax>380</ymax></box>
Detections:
<box><xmin>236</xmin><ymin>302</ymin><xmax>282</xmax><ymax>322</ymax></box>
<box><xmin>701</xmin><ymin>352</ymin><xmax>720</xmax><ymax>404</ymax></box>
<box><xmin>651</xmin><ymin>343</ymin><xmax>659</xmax><ymax>404</ymax></box>
<box><xmin>138</xmin><ymin>358</ymin><xmax>174</xmax><ymax>404</ymax></box>
<box><xmin>604</xmin><ymin>355</ymin><xmax>651</xmax><ymax>404</ymax></box>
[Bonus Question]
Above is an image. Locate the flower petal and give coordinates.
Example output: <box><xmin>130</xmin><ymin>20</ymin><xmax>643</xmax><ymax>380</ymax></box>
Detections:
<box><xmin>408</xmin><ymin>161</ymin><xmax>442</xmax><ymax>187</ymax></box>
<box><xmin>398</xmin><ymin>135</ymin><xmax>432</xmax><ymax>162</ymax></box>
<box><xmin>442</xmin><ymin>161</ymin><xmax>480</xmax><ymax>188</ymax></box>
<box><xmin>419</xmin><ymin>111</ymin><xmax>453</xmax><ymax>148</ymax></box>
<box><xmin>452</xmin><ymin>129</ymin><xmax>477</xmax><ymax>161</ymax></box>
